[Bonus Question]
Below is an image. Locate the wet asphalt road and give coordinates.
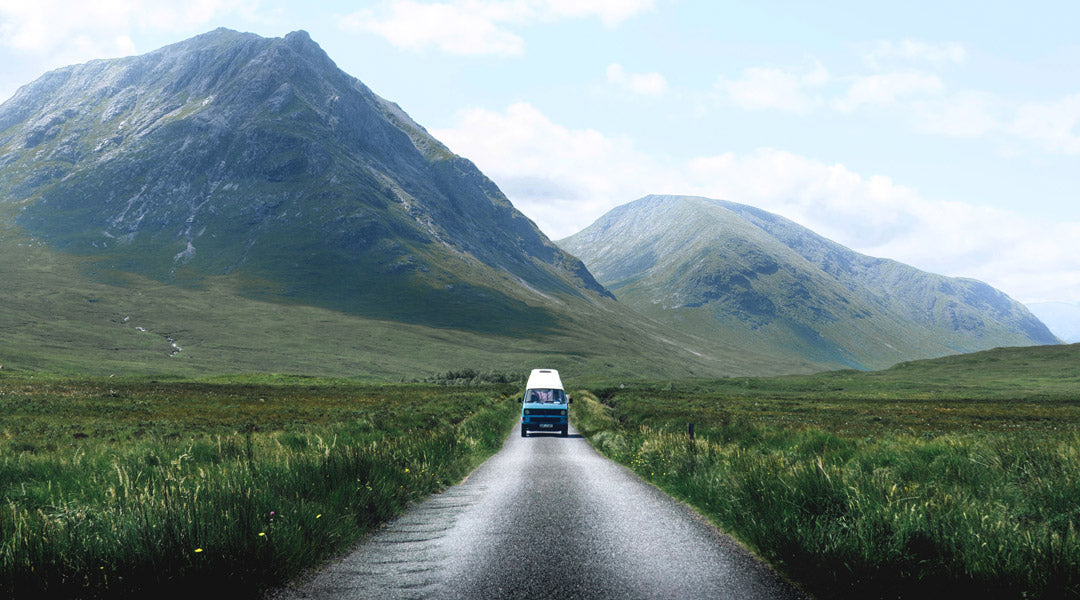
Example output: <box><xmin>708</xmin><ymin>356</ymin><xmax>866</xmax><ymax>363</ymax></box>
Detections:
<box><xmin>276</xmin><ymin>425</ymin><xmax>809</xmax><ymax>600</ymax></box>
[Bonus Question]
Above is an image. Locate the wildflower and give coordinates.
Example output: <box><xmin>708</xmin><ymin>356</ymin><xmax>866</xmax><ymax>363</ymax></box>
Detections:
<box><xmin>316</xmin><ymin>514</ymin><xmax>322</xmax><ymax>519</ymax></box>
<box><xmin>404</xmin><ymin>468</ymin><xmax>410</xmax><ymax>473</ymax></box>
<box><xmin>259</xmin><ymin>532</ymin><xmax>266</xmax><ymax>537</ymax></box>
<box><xmin>194</xmin><ymin>548</ymin><xmax>203</xmax><ymax>553</ymax></box>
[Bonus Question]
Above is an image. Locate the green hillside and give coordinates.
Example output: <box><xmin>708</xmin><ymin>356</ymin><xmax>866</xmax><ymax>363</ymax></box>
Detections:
<box><xmin>559</xmin><ymin>195</ymin><xmax>1058</xmax><ymax>370</ymax></box>
<box><xmin>0</xmin><ymin>209</ymin><xmax>812</xmax><ymax>378</ymax></box>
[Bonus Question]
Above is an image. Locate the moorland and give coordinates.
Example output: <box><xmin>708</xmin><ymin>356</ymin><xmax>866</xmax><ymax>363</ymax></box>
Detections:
<box><xmin>0</xmin><ymin>374</ymin><xmax>518</xmax><ymax>598</ymax></box>
<box><xmin>2</xmin><ymin>343</ymin><xmax>1078</xmax><ymax>598</ymax></box>
<box><xmin>573</xmin><ymin>343</ymin><xmax>1080</xmax><ymax>599</ymax></box>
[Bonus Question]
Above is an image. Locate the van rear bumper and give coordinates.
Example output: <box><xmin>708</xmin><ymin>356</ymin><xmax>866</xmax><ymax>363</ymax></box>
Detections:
<box><xmin>522</xmin><ymin>418</ymin><xmax>568</xmax><ymax>431</ymax></box>
<box><xmin>524</xmin><ymin>421</ymin><xmax>563</xmax><ymax>429</ymax></box>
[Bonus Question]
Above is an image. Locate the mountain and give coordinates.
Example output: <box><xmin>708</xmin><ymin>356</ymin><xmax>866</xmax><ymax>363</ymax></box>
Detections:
<box><xmin>558</xmin><ymin>195</ymin><xmax>1059</xmax><ymax>370</ymax></box>
<box><xmin>0</xmin><ymin>28</ymin><xmax>615</xmax><ymax>335</ymax></box>
<box><xmin>1027</xmin><ymin>302</ymin><xmax>1080</xmax><ymax>343</ymax></box>
<box><xmin>0</xmin><ymin>30</ymin><xmax>811</xmax><ymax>379</ymax></box>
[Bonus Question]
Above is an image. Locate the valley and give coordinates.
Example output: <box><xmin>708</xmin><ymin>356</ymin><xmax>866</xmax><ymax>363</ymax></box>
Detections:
<box><xmin>0</xmin><ymin>31</ymin><xmax>1059</xmax><ymax>379</ymax></box>
<box><xmin>2</xmin><ymin>27</ymin><xmax>1078</xmax><ymax>599</ymax></box>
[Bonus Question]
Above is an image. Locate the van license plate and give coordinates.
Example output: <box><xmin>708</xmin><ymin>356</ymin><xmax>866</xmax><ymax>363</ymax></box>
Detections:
<box><xmin>540</xmin><ymin>424</ymin><xmax>553</xmax><ymax>429</ymax></box>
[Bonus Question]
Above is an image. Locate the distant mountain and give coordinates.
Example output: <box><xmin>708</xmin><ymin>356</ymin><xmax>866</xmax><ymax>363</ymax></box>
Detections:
<box><xmin>1027</xmin><ymin>302</ymin><xmax>1080</xmax><ymax>343</ymax></box>
<box><xmin>559</xmin><ymin>195</ymin><xmax>1058</xmax><ymax>370</ymax></box>
<box><xmin>0</xmin><ymin>31</ymin><xmax>812</xmax><ymax>379</ymax></box>
<box><xmin>0</xmin><ymin>28</ymin><xmax>611</xmax><ymax>335</ymax></box>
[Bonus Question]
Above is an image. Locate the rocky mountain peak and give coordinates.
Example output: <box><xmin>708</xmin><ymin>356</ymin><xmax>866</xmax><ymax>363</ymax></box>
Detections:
<box><xmin>0</xmin><ymin>29</ymin><xmax>611</xmax><ymax>331</ymax></box>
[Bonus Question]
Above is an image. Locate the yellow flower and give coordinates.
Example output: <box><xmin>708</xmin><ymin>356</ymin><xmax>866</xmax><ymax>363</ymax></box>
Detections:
<box><xmin>316</xmin><ymin>514</ymin><xmax>322</xmax><ymax>519</ymax></box>
<box><xmin>194</xmin><ymin>548</ymin><xmax>203</xmax><ymax>553</ymax></box>
<box><xmin>258</xmin><ymin>532</ymin><xmax>266</xmax><ymax>537</ymax></box>
<box><xmin>404</xmin><ymin>468</ymin><xmax>410</xmax><ymax>473</ymax></box>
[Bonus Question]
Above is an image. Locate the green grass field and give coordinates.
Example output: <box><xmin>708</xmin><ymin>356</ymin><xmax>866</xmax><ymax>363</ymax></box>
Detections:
<box><xmin>0</xmin><ymin>374</ymin><xmax>519</xmax><ymax>599</ymax></box>
<box><xmin>572</xmin><ymin>343</ymin><xmax>1080</xmax><ymax>599</ymax></box>
<box><xmin>4</xmin><ymin>341</ymin><xmax>1079</xmax><ymax>599</ymax></box>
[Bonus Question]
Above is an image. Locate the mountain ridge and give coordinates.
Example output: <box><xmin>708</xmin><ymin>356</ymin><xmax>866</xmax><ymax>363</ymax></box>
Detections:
<box><xmin>0</xmin><ymin>28</ymin><xmax>610</xmax><ymax>336</ymax></box>
<box><xmin>559</xmin><ymin>194</ymin><xmax>1058</xmax><ymax>370</ymax></box>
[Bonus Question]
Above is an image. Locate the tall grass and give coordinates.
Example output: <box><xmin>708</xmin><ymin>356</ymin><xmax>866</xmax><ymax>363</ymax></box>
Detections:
<box><xmin>0</xmin><ymin>378</ymin><xmax>519</xmax><ymax>599</ymax></box>
<box><xmin>573</xmin><ymin>392</ymin><xmax>1080</xmax><ymax>599</ymax></box>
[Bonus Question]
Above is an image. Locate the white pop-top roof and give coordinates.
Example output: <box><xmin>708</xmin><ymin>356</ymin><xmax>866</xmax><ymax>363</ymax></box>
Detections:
<box><xmin>525</xmin><ymin>368</ymin><xmax>563</xmax><ymax>390</ymax></box>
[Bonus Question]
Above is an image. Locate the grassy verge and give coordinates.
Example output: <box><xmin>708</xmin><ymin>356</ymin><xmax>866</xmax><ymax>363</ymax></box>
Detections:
<box><xmin>572</xmin><ymin>349</ymin><xmax>1080</xmax><ymax>599</ymax></box>
<box><xmin>0</xmin><ymin>375</ymin><xmax>519</xmax><ymax>599</ymax></box>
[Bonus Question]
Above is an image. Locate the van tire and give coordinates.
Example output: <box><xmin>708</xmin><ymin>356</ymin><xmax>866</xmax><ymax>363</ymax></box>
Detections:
<box><xmin>560</xmin><ymin>426</ymin><xmax>568</xmax><ymax>437</ymax></box>
<box><xmin>521</xmin><ymin>426</ymin><xmax>527</xmax><ymax>438</ymax></box>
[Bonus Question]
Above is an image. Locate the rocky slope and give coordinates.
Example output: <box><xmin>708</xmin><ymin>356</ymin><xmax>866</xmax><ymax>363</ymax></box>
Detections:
<box><xmin>559</xmin><ymin>195</ymin><xmax>1059</xmax><ymax>369</ymax></box>
<box><xmin>0</xmin><ymin>28</ymin><xmax>609</xmax><ymax>334</ymax></box>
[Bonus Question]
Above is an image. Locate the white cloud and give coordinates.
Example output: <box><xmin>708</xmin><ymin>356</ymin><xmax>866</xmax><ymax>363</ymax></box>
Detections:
<box><xmin>432</xmin><ymin>102</ymin><xmax>1080</xmax><ymax>303</ymax></box>
<box><xmin>833</xmin><ymin>70</ymin><xmax>1080</xmax><ymax>152</ymax></box>
<box><xmin>911</xmin><ymin>90</ymin><xmax>1000</xmax><ymax>137</ymax></box>
<box><xmin>431</xmin><ymin>101</ymin><xmax>668</xmax><ymax>237</ymax></box>
<box><xmin>136</xmin><ymin>0</ymin><xmax>262</xmax><ymax>30</ymax></box>
<box><xmin>865</xmin><ymin>39</ymin><xmax>967</xmax><ymax>67</ymax></box>
<box><xmin>341</xmin><ymin>1</ymin><xmax>527</xmax><ymax>56</ymax></box>
<box><xmin>833</xmin><ymin>70</ymin><xmax>943</xmax><ymax>112</ymax></box>
<box><xmin>606</xmin><ymin>63</ymin><xmax>667</xmax><ymax>96</ymax></box>
<box><xmin>715</xmin><ymin>62</ymin><xmax>828</xmax><ymax>113</ymax></box>
<box><xmin>713</xmin><ymin>52</ymin><xmax>1080</xmax><ymax>158</ymax></box>
<box><xmin>1008</xmin><ymin>93</ymin><xmax>1080</xmax><ymax>155</ymax></box>
<box><xmin>0</xmin><ymin>0</ymin><xmax>253</xmax><ymax>72</ymax></box>
<box><xmin>543</xmin><ymin>0</ymin><xmax>655</xmax><ymax>26</ymax></box>
<box><xmin>342</xmin><ymin>0</ymin><xmax>654</xmax><ymax>55</ymax></box>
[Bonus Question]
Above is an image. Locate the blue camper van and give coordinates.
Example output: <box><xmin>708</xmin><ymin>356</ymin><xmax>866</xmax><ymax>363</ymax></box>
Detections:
<box><xmin>520</xmin><ymin>369</ymin><xmax>570</xmax><ymax>437</ymax></box>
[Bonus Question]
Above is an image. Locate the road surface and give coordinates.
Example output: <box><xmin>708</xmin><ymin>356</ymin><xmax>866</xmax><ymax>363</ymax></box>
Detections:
<box><xmin>275</xmin><ymin>425</ymin><xmax>809</xmax><ymax>599</ymax></box>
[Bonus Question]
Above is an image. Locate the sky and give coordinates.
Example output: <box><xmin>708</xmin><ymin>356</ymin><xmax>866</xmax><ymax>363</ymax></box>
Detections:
<box><xmin>2</xmin><ymin>0</ymin><xmax>1079</xmax><ymax>306</ymax></box>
